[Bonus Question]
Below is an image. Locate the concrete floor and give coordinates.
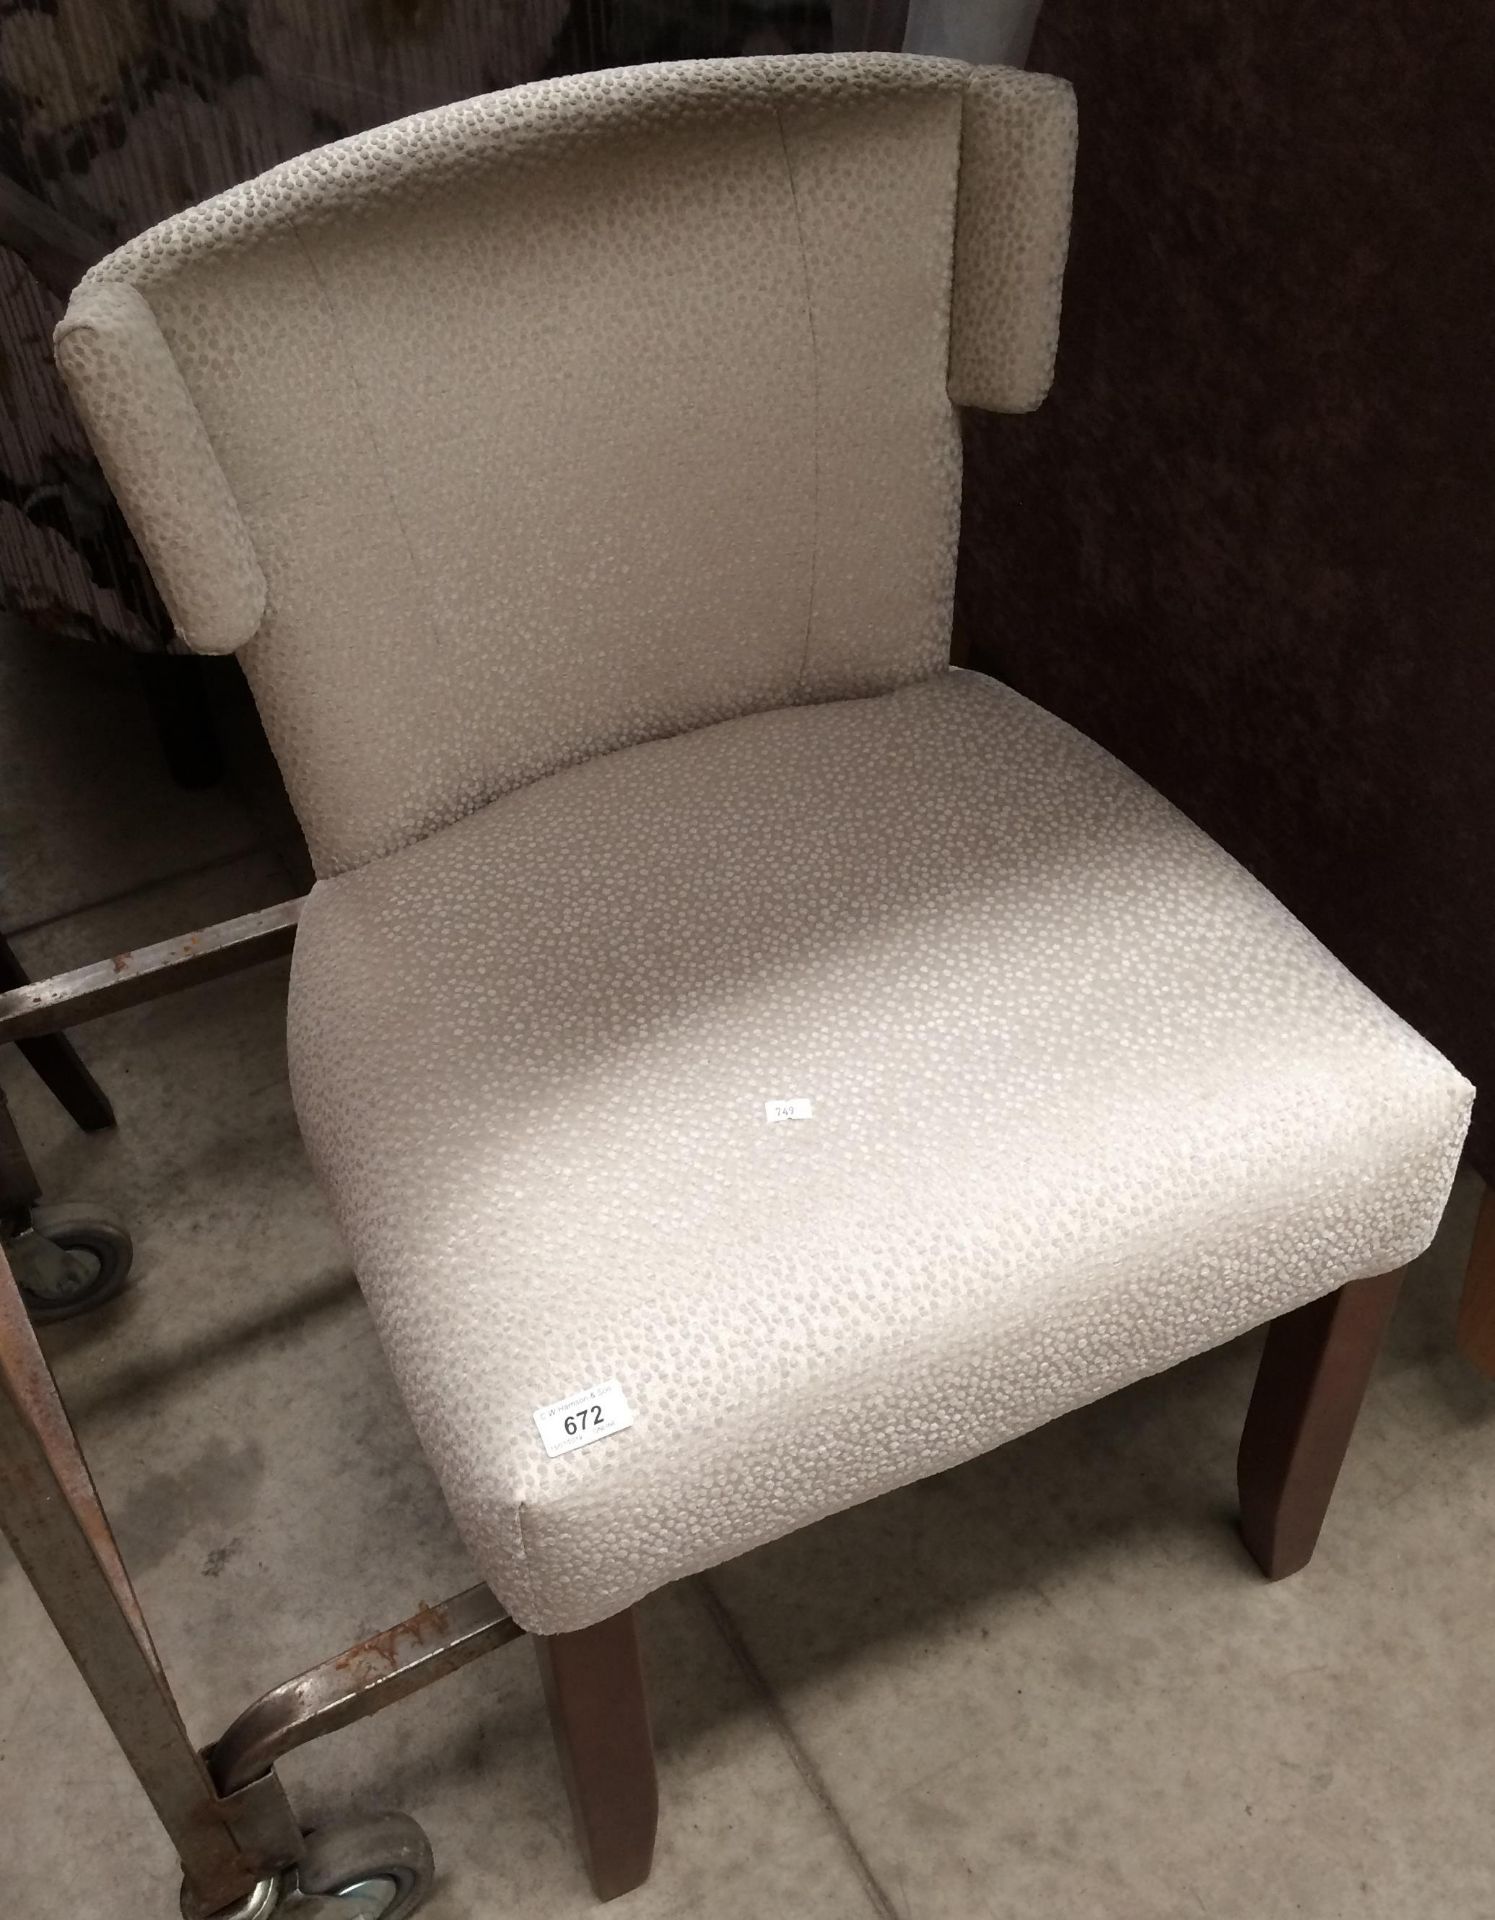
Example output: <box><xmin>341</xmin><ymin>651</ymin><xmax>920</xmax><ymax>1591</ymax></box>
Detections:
<box><xmin>2</xmin><ymin>625</ymin><xmax>1492</xmax><ymax>1920</ymax></box>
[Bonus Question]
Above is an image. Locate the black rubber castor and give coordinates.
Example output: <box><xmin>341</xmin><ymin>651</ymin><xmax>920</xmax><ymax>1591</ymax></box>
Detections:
<box><xmin>10</xmin><ymin>1203</ymin><xmax>133</xmax><ymax>1323</ymax></box>
<box><xmin>294</xmin><ymin>1812</ymin><xmax>436</xmax><ymax>1918</ymax></box>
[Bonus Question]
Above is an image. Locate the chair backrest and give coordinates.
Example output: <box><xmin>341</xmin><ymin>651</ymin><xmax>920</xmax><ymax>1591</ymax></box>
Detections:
<box><xmin>55</xmin><ymin>54</ymin><xmax>1075</xmax><ymax>875</ymax></box>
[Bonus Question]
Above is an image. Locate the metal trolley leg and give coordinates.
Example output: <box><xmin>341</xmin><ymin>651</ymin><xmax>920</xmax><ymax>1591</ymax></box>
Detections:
<box><xmin>0</xmin><ymin>1251</ymin><xmax>300</xmax><ymax>1915</ymax></box>
<box><xmin>1</xmin><ymin>903</ymin><xmax>543</xmax><ymax>1913</ymax></box>
<box><xmin>1</xmin><ymin>1246</ymin><xmax>524</xmax><ymax>1917</ymax></box>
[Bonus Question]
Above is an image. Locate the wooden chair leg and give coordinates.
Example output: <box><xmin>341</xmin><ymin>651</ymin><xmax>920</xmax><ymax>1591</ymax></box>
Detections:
<box><xmin>14</xmin><ymin>1033</ymin><xmax>115</xmax><ymax>1132</ymax></box>
<box><xmin>1238</xmin><ymin>1269</ymin><xmax>1403</xmax><ymax>1581</ymax></box>
<box><xmin>134</xmin><ymin>652</ymin><xmax>223</xmax><ymax>791</ymax></box>
<box><xmin>1455</xmin><ymin>1182</ymin><xmax>1495</xmax><ymax>1379</ymax></box>
<box><xmin>0</xmin><ymin>1084</ymin><xmax>43</xmax><ymax>1218</ymax></box>
<box><xmin>533</xmin><ymin>1607</ymin><xmax>657</xmax><ymax>1901</ymax></box>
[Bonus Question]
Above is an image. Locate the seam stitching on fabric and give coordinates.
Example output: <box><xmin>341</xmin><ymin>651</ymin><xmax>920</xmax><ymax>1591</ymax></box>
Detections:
<box><xmin>289</xmin><ymin>222</ymin><xmax>460</xmax><ymax>806</ymax></box>
<box><xmin>63</xmin><ymin>287</ymin><xmax>270</xmax><ymax>645</ymax></box>
<box><xmin>771</xmin><ymin>99</ymin><xmax>821</xmax><ymax>701</ymax></box>
<box><xmin>130</xmin><ymin>280</ymin><xmax>271</xmax><ymax>639</ymax></box>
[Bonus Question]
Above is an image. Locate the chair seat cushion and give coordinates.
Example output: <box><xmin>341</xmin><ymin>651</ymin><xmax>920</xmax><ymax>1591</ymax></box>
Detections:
<box><xmin>288</xmin><ymin>670</ymin><xmax>1470</xmax><ymax>1633</ymax></box>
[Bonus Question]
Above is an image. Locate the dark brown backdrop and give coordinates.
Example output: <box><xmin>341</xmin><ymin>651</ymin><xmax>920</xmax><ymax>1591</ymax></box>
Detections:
<box><xmin>957</xmin><ymin>1</ymin><xmax>1493</xmax><ymax>1177</ymax></box>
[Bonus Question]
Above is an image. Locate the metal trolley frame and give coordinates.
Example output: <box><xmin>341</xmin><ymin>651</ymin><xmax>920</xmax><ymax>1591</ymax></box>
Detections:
<box><xmin>0</xmin><ymin>906</ymin><xmax>523</xmax><ymax>1919</ymax></box>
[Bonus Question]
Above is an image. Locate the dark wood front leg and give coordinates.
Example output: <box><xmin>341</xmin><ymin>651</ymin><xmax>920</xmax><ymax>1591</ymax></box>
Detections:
<box><xmin>1238</xmin><ymin>1269</ymin><xmax>1403</xmax><ymax>1581</ymax></box>
<box><xmin>0</xmin><ymin>1083</ymin><xmax>42</xmax><ymax>1218</ymax></box>
<box><xmin>1455</xmin><ymin>1183</ymin><xmax>1495</xmax><ymax>1378</ymax></box>
<box><xmin>533</xmin><ymin>1607</ymin><xmax>657</xmax><ymax>1901</ymax></box>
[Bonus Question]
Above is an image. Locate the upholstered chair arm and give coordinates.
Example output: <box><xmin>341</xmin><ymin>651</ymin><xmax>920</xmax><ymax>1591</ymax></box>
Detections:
<box><xmin>55</xmin><ymin>281</ymin><xmax>266</xmax><ymax>654</ymax></box>
<box><xmin>949</xmin><ymin>66</ymin><xmax>1078</xmax><ymax>413</ymax></box>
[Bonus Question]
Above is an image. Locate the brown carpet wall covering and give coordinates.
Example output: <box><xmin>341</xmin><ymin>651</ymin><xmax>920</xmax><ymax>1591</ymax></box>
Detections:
<box><xmin>957</xmin><ymin>4</ymin><xmax>1493</xmax><ymax>1177</ymax></box>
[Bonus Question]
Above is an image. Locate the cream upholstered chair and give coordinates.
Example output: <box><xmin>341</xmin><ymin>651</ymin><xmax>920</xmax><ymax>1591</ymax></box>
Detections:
<box><xmin>55</xmin><ymin>53</ymin><xmax>1471</xmax><ymax>1903</ymax></box>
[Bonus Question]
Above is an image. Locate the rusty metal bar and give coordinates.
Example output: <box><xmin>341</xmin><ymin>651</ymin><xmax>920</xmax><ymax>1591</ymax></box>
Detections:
<box><xmin>0</xmin><ymin>899</ymin><xmax>303</xmax><ymax>1044</ymax></box>
<box><xmin>0</xmin><ymin>1251</ymin><xmax>302</xmax><ymax>1915</ymax></box>
<box><xmin>209</xmin><ymin>1586</ymin><xmax>523</xmax><ymax>1798</ymax></box>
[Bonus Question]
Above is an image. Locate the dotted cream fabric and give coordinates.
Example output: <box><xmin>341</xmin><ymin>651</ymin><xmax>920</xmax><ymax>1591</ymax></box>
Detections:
<box><xmin>54</xmin><ymin>282</ymin><xmax>267</xmax><ymax>653</ymax></box>
<box><xmin>55</xmin><ymin>53</ymin><xmax>1076</xmax><ymax>876</ymax></box>
<box><xmin>289</xmin><ymin>672</ymin><xmax>1471</xmax><ymax>1634</ymax></box>
<box><xmin>949</xmin><ymin>67</ymin><xmax>1077</xmax><ymax>411</ymax></box>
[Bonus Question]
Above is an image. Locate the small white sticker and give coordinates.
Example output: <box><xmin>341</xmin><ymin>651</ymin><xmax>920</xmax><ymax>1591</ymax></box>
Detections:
<box><xmin>765</xmin><ymin>1098</ymin><xmax>813</xmax><ymax>1124</ymax></box>
<box><xmin>533</xmin><ymin>1381</ymin><xmax>634</xmax><ymax>1459</ymax></box>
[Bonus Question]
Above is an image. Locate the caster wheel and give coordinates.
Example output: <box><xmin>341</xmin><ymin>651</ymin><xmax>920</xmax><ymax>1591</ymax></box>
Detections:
<box><xmin>292</xmin><ymin>1813</ymin><xmax>435</xmax><ymax>1919</ymax></box>
<box><xmin>9</xmin><ymin>1203</ymin><xmax>133</xmax><ymax>1323</ymax></box>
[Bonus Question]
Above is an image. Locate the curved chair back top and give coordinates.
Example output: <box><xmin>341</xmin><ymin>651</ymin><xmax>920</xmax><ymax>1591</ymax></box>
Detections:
<box><xmin>56</xmin><ymin>55</ymin><xmax>1075</xmax><ymax>873</ymax></box>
